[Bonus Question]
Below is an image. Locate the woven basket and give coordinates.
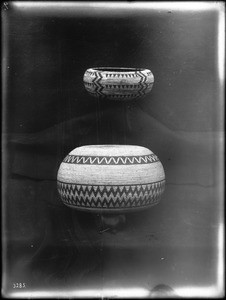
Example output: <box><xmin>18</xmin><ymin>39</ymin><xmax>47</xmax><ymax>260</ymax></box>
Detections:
<box><xmin>83</xmin><ymin>67</ymin><xmax>154</xmax><ymax>100</ymax></box>
<box><xmin>57</xmin><ymin>145</ymin><xmax>165</xmax><ymax>213</ymax></box>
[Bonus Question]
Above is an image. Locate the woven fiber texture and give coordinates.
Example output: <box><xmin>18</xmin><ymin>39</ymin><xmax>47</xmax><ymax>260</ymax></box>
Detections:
<box><xmin>57</xmin><ymin>145</ymin><xmax>165</xmax><ymax>212</ymax></box>
<box><xmin>83</xmin><ymin>67</ymin><xmax>154</xmax><ymax>100</ymax></box>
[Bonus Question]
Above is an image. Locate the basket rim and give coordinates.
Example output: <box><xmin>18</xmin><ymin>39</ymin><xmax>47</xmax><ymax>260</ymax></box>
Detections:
<box><xmin>86</xmin><ymin>67</ymin><xmax>151</xmax><ymax>73</ymax></box>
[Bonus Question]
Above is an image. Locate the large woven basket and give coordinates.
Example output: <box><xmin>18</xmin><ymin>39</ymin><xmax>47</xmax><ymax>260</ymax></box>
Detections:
<box><xmin>57</xmin><ymin>145</ymin><xmax>165</xmax><ymax>213</ymax></box>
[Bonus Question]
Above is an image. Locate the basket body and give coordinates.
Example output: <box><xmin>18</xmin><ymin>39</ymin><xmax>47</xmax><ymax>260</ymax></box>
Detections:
<box><xmin>57</xmin><ymin>145</ymin><xmax>165</xmax><ymax>213</ymax></box>
<box><xmin>83</xmin><ymin>67</ymin><xmax>154</xmax><ymax>100</ymax></box>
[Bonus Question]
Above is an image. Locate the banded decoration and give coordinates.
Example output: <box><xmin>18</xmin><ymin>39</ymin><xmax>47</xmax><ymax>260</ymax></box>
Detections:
<box><xmin>57</xmin><ymin>145</ymin><xmax>166</xmax><ymax>213</ymax></box>
<box><xmin>57</xmin><ymin>180</ymin><xmax>165</xmax><ymax>211</ymax></box>
<box><xmin>83</xmin><ymin>67</ymin><xmax>154</xmax><ymax>100</ymax></box>
<box><xmin>63</xmin><ymin>154</ymin><xmax>159</xmax><ymax>165</ymax></box>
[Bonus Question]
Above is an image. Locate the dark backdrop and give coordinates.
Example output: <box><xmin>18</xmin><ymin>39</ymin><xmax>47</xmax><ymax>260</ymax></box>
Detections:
<box><xmin>2</xmin><ymin>2</ymin><xmax>223</xmax><ymax>297</ymax></box>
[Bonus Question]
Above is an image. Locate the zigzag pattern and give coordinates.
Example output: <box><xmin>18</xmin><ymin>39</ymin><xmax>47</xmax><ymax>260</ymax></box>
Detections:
<box><xmin>85</xmin><ymin>82</ymin><xmax>153</xmax><ymax>90</ymax></box>
<box><xmin>63</xmin><ymin>154</ymin><xmax>159</xmax><ymax>165</ymax></box>
<box><xmin>85</xmin><ymin>70</ymin><xmax>139</xmax><ymax>78</ymax></box>
<box><xmin>83</xmin><ymin>69</ymin><xmax>153</xmax><ymax>99</ymax></box>
<box><xmin>57</xmin><ymin>180</ymin><xmax>165</xmax><ymax>209</ymax></box>
<box><xmin>85</xmin><ymin>82</ymin><xmax>147</xmax><ymax>89</ymax></box>
<box><xmin>92</xmin><ymin>71</ymin><xmax>104</xmax><ymax>97</ymax></box>
<box><xmin>136</xmin><ymin>70</ymin><xmax>149</xmax><ymax>97</ymax></box>
<box><xmin>86</xmin><ymin>92</ymin><xmax>140</xmax><ymax>99</ymax></box>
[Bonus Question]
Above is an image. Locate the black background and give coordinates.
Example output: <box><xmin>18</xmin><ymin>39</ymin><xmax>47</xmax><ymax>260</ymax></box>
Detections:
<box><xmin>2</xmin><ymin>2</ymin><xmax>224</xmax><ymax>297</ymax></box>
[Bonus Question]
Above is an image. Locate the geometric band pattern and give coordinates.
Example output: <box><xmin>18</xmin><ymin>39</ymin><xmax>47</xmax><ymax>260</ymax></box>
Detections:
<box><xmin>57</xmin><ymin>180</ymin><xmax>165</xmax><ymax>210</ymax></box>
<box><xmin>84</xmin><ymin>83</ymin><xmax>154</xmax><ymax>99</ymax></box>
<box><xmin>83</xmin><ymin>68</ymin><xmax>154</xmax><ymax>100</ymax></box>
<box><xmin>63</xmin><ymin>154</ymin><xmax>159</xmax><ymax>165</ymax></box>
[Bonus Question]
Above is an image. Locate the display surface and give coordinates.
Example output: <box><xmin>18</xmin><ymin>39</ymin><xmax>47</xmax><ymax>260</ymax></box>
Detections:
<box><xmin>57</xmin><ymin>145</ymin><xmax>165</xmax><ymax>212</ymax></box>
